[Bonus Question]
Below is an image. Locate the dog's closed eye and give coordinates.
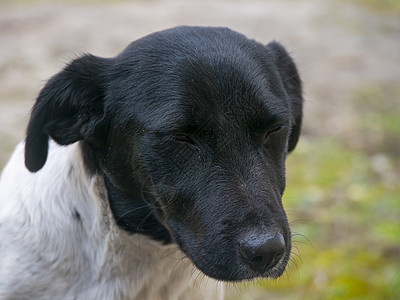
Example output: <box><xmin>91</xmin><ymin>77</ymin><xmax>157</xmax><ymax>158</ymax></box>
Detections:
<box><xmin>262</xmin><ymin>124</ymin><xmax>286</xmax><ymax>143</ymax></box>
<box><xmin>171</xmin><ymin>133</ymin><xmax>202</xmax><ymax>154</ymax></box>
<box><xmin>173</xmin><ymin>133</ymin><xmax>195</xmax><ymax>145</ymax></box>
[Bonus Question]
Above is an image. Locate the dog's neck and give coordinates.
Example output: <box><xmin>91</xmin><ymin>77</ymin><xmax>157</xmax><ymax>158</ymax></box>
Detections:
<box><xmin>79</xmin><ymin>140</ymin><xmax>172</xmax><ymax>244</ymax></box>
<box><xmin>104</xmin><ymin>174</ymin><xmax>172</xmax><ymax>243</ymax></box>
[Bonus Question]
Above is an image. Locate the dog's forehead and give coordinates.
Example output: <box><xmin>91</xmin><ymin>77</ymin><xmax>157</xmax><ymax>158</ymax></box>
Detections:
<box><xmin>162</xmin><ymin>63</ymin><xmax>289</xmax><ymax>132</ymax></box>
<box><xmin>112</xmin><ymin>26</ymin><xmax>289</xmax><ymax>131</ymax></box>
<box><xmin>130</xmin><ymin>65</ymin><xmax>288</xmax><ymax>133</ymax></box>
<box><xmin>140</xmin><ymin>83</ymin><xmax>289</xmax><ymax>135</ymax></box>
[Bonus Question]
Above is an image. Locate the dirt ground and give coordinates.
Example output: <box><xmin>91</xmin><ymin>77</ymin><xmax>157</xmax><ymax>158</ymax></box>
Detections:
<box><xmin>0</xmin><ymin>0</ymin><xmax>399</xmax><ymax>298</ymax></box>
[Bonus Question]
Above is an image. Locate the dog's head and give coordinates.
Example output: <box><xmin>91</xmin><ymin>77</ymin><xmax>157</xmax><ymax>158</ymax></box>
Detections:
<box><xmin>24</xmin><ymin>26</ymin><xmax>303</xmax><ymax>281</ymax></box>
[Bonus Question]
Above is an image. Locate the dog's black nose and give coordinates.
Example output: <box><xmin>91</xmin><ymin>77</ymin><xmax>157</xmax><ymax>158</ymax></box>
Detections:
<box><xmin>239</xmin><ymin>232</ymin><xmax>286</xmax><ymax>273</ymax></box>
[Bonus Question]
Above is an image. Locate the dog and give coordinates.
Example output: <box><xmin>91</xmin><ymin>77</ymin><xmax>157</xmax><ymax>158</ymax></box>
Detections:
<box><xmin>0</xmin><ymin>26</ymin><xmax>303</xmax><ymax>299</ymax></box>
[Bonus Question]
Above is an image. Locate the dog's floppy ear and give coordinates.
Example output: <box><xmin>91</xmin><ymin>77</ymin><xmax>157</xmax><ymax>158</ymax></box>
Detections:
<box><xmin>266</xmin><ymin>41</ymin><xmax>303</xmax><ymax>152</ymax></box>
<box><xmin>25</xmin><ymin>54</ymin><xmax>107</xmax><ymax>172</ymax></box>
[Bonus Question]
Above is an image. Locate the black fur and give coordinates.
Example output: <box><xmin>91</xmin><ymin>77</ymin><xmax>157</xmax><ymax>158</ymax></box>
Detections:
<box><xmin>24</xmin><ymin>26</ymin><xmax>303</xmax><ymax>281</ymax></box>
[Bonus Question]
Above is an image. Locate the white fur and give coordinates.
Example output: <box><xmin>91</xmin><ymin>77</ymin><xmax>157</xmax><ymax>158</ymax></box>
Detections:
<box><xmin>0</xmin><ymin>141</ymin><xmax>224</xmax><ymax>300</ymax></box>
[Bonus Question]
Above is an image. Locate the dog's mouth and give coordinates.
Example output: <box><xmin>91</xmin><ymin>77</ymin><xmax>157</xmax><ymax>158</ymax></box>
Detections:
<box><xmin>167</xmin><ymin>219</ymin><xmax>291</xmax><ymax>282</ymax></box>
<box><xmin>190</xmin><ymin>247</ymin><xmax>291</xmax><ymax>282</ymax></box>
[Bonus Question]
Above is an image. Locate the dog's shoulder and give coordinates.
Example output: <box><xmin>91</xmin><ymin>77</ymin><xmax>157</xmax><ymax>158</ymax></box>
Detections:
<box><xmin>0</xmin><ymin>142</ymin><xmax>89</xmax><ymax>297</ymax></box>
<box><xmin>0</xmin><ymin>142</ymin><xmax>109</xmax><ymax>297</ymax></box>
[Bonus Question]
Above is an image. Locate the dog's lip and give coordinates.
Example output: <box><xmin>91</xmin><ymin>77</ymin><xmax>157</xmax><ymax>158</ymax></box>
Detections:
<box><xmin>190</xmin><ymin>249</ymin><xmax>290</xmax><ymax>282</ymax></box>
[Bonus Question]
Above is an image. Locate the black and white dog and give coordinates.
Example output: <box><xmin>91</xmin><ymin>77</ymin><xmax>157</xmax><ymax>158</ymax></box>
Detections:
<box><xmin>0</xmin><ymin>26</ymin><xmax>303</xmax><ymax>299</ymax></box>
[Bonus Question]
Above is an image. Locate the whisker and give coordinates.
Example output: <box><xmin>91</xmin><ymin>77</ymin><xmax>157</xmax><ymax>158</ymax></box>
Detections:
<box><xmin>136</xmin><ymin>211</ymin><xmax>154</xmax><ymax>232</ymax></box>
<box><xmin>289</xmin><ymin>218</ymin><xmax>311</xmax><ymax>225</ymax></box>
<box><xmin>159</xmin><ymin>248</ymin><xmax>183</xmax><ymax>261</ymax></box>
<box><xmin>289</xmin><ymin>256</ymin><xmax>300</xmax><ymax>275</ymax></box>
<box><xmin>115</xmin><ymin>204</ymin><xmax>151</xmax><ymax>222</ymax></box>
<box><xmin>292</xmin><ymin>232</ymin><xmax>313</xmax><ymax>247</ymax></box>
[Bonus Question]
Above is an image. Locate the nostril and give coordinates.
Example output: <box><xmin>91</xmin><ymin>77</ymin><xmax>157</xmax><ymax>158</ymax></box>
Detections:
<box><xmin>239</xmin><ymin>232</ymin><xmax>286</xmax><ymax>274</ymax></box>
<box><xmin>252</xmin><ymin>256</ymin><xmax>263</xmax><ymax>263</ymax></box>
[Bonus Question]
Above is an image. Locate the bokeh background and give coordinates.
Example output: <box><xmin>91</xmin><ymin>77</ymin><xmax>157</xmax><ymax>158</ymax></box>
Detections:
<box><xmin>0</xmin><ymin>0</ymin><xmax>399</xmax><ymax>299</ymax></box>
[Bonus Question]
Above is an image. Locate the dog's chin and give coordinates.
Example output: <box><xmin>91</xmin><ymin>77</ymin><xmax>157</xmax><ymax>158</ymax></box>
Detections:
<box><xmin>168</xmin><ymin>221</ymin><xmax>291</xmax><ymax>282</ymax></box>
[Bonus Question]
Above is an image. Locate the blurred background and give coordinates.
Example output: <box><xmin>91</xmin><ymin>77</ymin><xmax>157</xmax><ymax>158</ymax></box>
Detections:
<box><xmin>0</xmin><ymin>0</ymin><xmax>399</xmax><ymax>299</ymax></box>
